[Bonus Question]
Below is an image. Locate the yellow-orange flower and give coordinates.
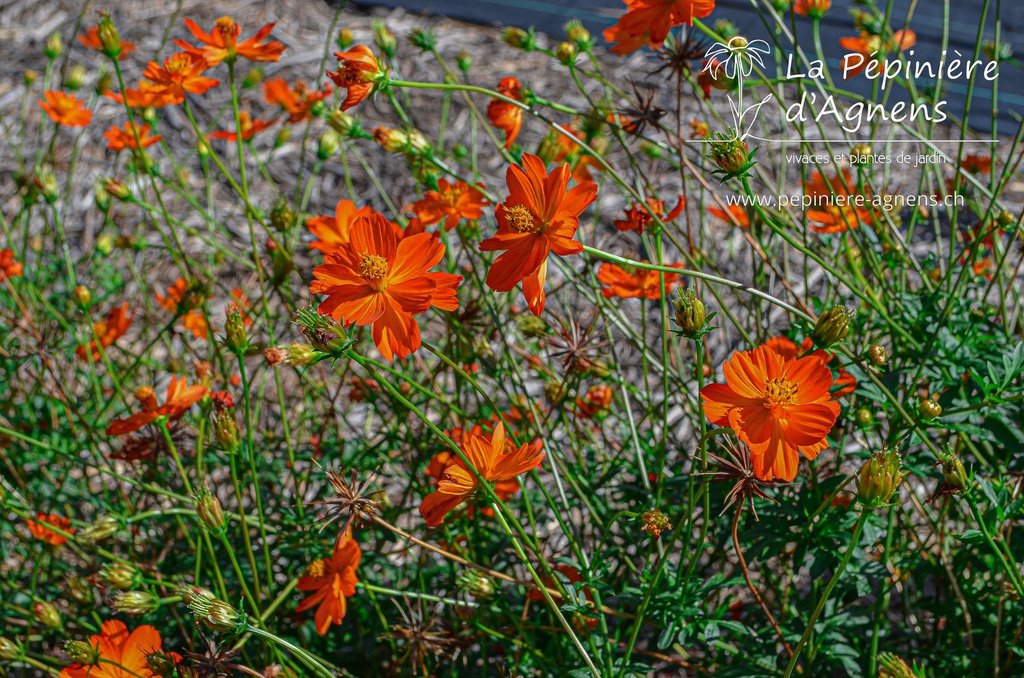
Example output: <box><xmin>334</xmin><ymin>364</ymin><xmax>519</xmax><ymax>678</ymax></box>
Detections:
<box><xmin>79</xmin><ymin>27</ymin><xmax>136</xmax><ymax>59</ymax></box>
<box><xmin>28</xmin><ymin>513</ymin><xmax>74</xmax><ymax>545</ymax></box>
<box><xmin>208</xmin><ymin>111</ymin><xmax>277</xmax><ymax>141</ymax></box>
<box><xmin>327</xmin><ymin>46</ymin><xmax>380</xmax><ymax>110</ymax></box>
<box><xmin>708</xmin><ymin>204</ymin><xmax>750</xmax><ymax>228</ymax></box>
<box><xmin>765</xmin><ymin>336</ymin><xmax>856</xmax><ymax>397</ymax></box>
<box><xmin>103</xmin><ymin>122</ymin><xmax>162</xmax><ymax>151</ymax></box>
<box><xmin>577</xmin><ymin>385</ymin><xmax>613</xmax><ymax>419</ymax></box>
<box><xmin>597</xmin><ymin>261</ymin><xmax>683</xmax><ymax>299</ymax></box>
<box><xmin>60</xmin><ymin>620</ymin><xmax>174</xmax><ymax>678</ymax></box>
<box><xmin>410</xmin><ymin>179</ymin><xmax>488</xmax><ymax>231</ymax></box>
<box><xmin>793</xmin><ymin>0</ymin><xmax>831</xmax><ymax>18</ymax></box>
<box><xmin>175</xmin><ymin>17</ymin><xmax>285</xmax><ymax>65</ymax></box>
<box><xmin>296</xmin><ymin>533</ymin><xmax>361</xmax><ymax>635</ymax></box>
<box><xmin>603</xmin><ymin>0</ymin><xmax>716</xmax><ymax>55</ymax></box>
<box><xmin>700</xmin><ymin>345</ymin><xmax>839</xmax><ymax>481</ymax></box>
<box><xmin>487</xmin><ymin>77</ymin><xmax>524</xmax><ymax>149</ymax></box>
<box><xmin>39</xmin><ymin>91</ymin><xmax>92</xmax><ymax>127</ymax></box>
<box><xmin>613</xmin><ymin>196</ymin><xmax>684</xmax><ymax>234</ymax></box>
<box><xmin>307</xmin><ymin>200</ymin><xmax>376</xmax><ymax>254</ymax></box>
<box><xmin>419</xmin><ymin>422</ymin><xmax>545</xmax><ymax>527</ymax></box>
<box><xmin>106</xmin><ymin>376</ymin><xmax>208</xmax><ymax>436</ymax></box>
<box><xmin>840</xmin><ymin>31</ymin><xmax>916</xmax><ymax>78</ymax></box>
<box><xmin>1</xmin><ymin>248</ymin><xmax>24</xmax><ymax>278</ymax></box>
<box><xmin>480</xmin><ymin>153</ymin><xmax>597</xmax><ymax>316</ymax></box>
<box><xmin>310</xmin><ymin>213</ymin><xmax>462</xmax><ymax>361</ymax></box>
<box><xmin>134</xmin><ymin>52</ymin><xmax>219</xmax><ymax>106</ymax></box>
<box><xmin>263</xmin><ymin>77</ymin><xmax>332</xmax><ymax>123</ymax></box>
<box><xmin>77</xmin><ymin>302</ymin><xmax>134</xmax><ymax>362</ymax></box>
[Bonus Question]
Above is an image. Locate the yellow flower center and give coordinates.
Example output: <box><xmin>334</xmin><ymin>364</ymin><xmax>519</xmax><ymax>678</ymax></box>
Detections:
<box><xmin>165</xmin><ymin>54</ymin><xmax>191</xmax><ymax>75</ymax></box>
<box><xmin>359</xmin><ymin>254</ymin><xmax>389</xmax><ymax>281</ymax></box>
<box><xmin>305</xmin><ymin>560</ymin><xmax>327</xmax><ymax>578</ymax></box>
<box><xmin>763</xmin><ymin>377</ymin><xmax>798</xmax><ymax>409</ymax></box>
<box><xmin>506</xmin><ymin>204</ymin><xmax>539</xmax><ymax>234</ymax></box>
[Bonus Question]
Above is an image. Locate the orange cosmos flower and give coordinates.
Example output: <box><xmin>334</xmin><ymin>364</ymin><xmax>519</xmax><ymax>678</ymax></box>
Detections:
<box><xmin>77</xmin><ymin>302</ymin><xmax>134</xmax><ymax>362</ymax></box>
<box><xmin>181</xmin><ymin>309</ymin><xmax>210</xmax><ymax>339</ymax></box>
<box><xmin>597</xmin><ymin>261</ymin><xmax>683</xmax><ymax>299</ymax></box>
<box><xmin>79</xmin><ymin>27</ymin><xmax>136</xmax><ymax>59</ymax></box>
<box><xmin>263</xmin><ymin>77</ymin><xmax>332</xmax><ymax>123</ymax></box>
<box><xmin>803</xmin><ymin>169</ymin><xmax>873</xmax><ymax>234</ymax></box>
<box><xmin>138</xmin><ymin>52</ymin><xmax>219</xmax><ymax>105</ymax></box>
<box><xmin>327</xmin><ymin>46</ymin><xmax>381</xmax><ymax>110</ymax></box>
<box><xmin>419</xmin><ymin>422</ymin><xmax>545</xmax><ymax>527</ymax></box>
<box><xmin>577</xmin><ymin>384</ymin><xmax>613</xmax><ymax>419</ymax></box>
<box><xmin>613</xmin><ymin>196</ymin><xmax>684</xmax><ymax>234</ymax></box>
<box><xmin>310</xmin><ymin>213</ymin><xmax>462</xmax><ymax>361</ymax></box>
<box><xmin>480</xmin><ymin>154</ymin><xmax>597</xmax><ymax>316</ymax></box>
<box><xmin>106</xmin><ymin>376</ymin><xmax>208</xmax><ymax>436</ymax></box>
<box><xmin>549</xmin><ymin>126</ymin><xmax>604</xmax><ymax>184</ymax></box>
<box><xmin>604</xmin><ymin>0</ymin><xmax>716</xmax><ymax>55</ymax></box>
<box><xmin>487</xmin><ymin>77</ymin><xmax>524</xmax><ymax>149</ymax></box>
<box><xmin>60</xmin><ymin>619</ymin><xmax>176</xmax><ymax>678</ymax></box>
<box><xmin>105</xmin><ymin>81</ymin><xmax>170</xmax><ymax>109</ymax></box>
<box><xmin>708</xmin><ymin>204</ymin><xmax>750</xmax><ymax>228</ymax></box>
<box><xmin>155</xmin><ymin>278</ymin><xmax>188</xmax><ymax>312</ymax></box>
<box><xmin>307</xmin><ymin>200</ymin><xmax>376</xmax><ymax>254</ymax></box>
<box><xmin>1</xmin><ymin>248</ymin><xmax>23</xmax><ymax>278</ymax></box>
<box><xmin>39</xmin><ymin>91</ymin><xmax>92</xmax><ymax>127</ymax></box>
<box><xmin>793</xmin><ymin>0</ymin><xmax>831</xmax><ymax>18</ymax></box>
<box><xmin>840</xmin><ymin>30</ymin><xmax>916</xmax><ymax>78</ymax></box>
<box><xmin>296</xmin><ymin>533</ymin><xmax>361</xmax><ymax>635</ymax></box>
<box><xmin>103</xmin><ymin>122</ymin><xmax>162</xmax><ymax>151</ymax></box>
<box><xmin>697</xmin><ymin>57</ymin><xmax>736</xmax><ymax>99</ymax></box>
<box><xmin>700</xmin><ymin>345</ymin><xmax>840</xmax><ymax>482</ymax></box>
<box><xmin>960</xmin><ymin>154</ymin><xmax>991</xmax><ymax>175</ymax></box>
<box><xmin>208</xmin><ymin>111</ymin><xmax>277</xmax><ymax>141</ymax></box>
<box><xmin>175</xmin><ymin>17</ymin><xmax>285</xmax><ymax>65</ymax></box>
<box><xmin>765</xmin><ymin>335</ymin><xmax>856</xmax><ymax>397</ymax></box>
<box><xmin>28</xmin><ymin>513</ymin><xmax>74</xmax><ymax>545</ymax></box>
<box><xmin>410</xmin><ymin>179</ymin><xmax>489</xmax><ymax>231</ymax></box>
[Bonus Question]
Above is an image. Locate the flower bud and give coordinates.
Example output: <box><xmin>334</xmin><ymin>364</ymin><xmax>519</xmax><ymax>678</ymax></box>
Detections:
<box><xmin>502</xmin><ymin>26</ymin><xmax>536</xmax><ymax>51</ymax></box>
<box><xmin>857</xmin><ymin>449</ymin><xmax>903</xmax><ymax>508</ymax></box>
<box><xmin>866</xmin><ymin>345</ymin><xmax>888</xmax><ymax>366</ymax></box>
<box><xmin>273</xmin><ymin>126</ymin><xmax>291</xmax><ymax>149</ymax></box>
<box><xmin>64</xmin><ymin>573</ymin><xmax>94</xmax><ymax>606</ymax></box>
<box><xmin>543</xmin><ymin>380</ymin><xmax>567</xmax><ymax>404</ymax></box>
<box><xmin>565</xmin><ymin>20</ymin><xmax>592</xmax><ymax>51</ymax></box>
<box><xmin>458</xmin><ymin>570</ymin><xmax>497</xmax><ymax>602</ymax></box>
<box><xmin>65</xmin><ymin>64</ymin><xmax>87</xmax><ymax>91</ymax></box>
<box><xmin>811</xmin><ymin>305</ymin><xmax>854</xmax><ymax>348</ymax></box>
<box><xmin>45</xmin><ymin>32</ymin><xmax>63</xmax><ymax>59</ymax></box>
<box><xmin>373</xmin><ymin>126</ymin><xmax>413</xmax><ymax>154</ymax></box>
<box><xmin>336</xmin><ymin>28</ymin><xmax>354</xmax><ymax>50</ymax></box>
<box><xmin>708</xmin><ymin>131</ymin><xmax>751</xmax><ymax>176</ymax></box>
<box><xmin>269</xmin><ymin>198</ymin><xmax>295</xmax><ymax>233</ymax></box>
<box><xmin>317</xmin><ymin>129</ymin><xmax>341</xmax><ymax>160</ymax></box>
<box><xmin>673</xmin><ymin>290</ymin><xmax>707</xmax><ymax>339</ymax></box>
<box><xmin>940</xmin><ymin>452</ymin><xmax>968</xmax><ymax>490</ymax></box>
<box><xmin>555</xmin><ymin>42</ymin><xmax>576</xmax><ymax>65</ymax></box>
<box><xmin>919</xmin><ymin>396</ymin><xmax>942</xmax><ymax>421</ymax></box>
<box><xmin>185</xmin><ymin>589</ymin><xmax>246</xmax><ymax>633</ymax></box>
<box><xmin>242</xmin><ymin>66</ymin><xmax>263</xmax><ymax>89</ymax></box>
<box><xmin>144</xmin><ymin>651</ymin><xmax>177</xmax><ymax>676</ymax></box>
<box><xmin>212</xmin><ymin>408</ymin><xmax>240</xmax><ymax>453</ymax></box>
<box><xmin>179</xmin><ymin>584</ymin><xmax>217</xmax><ymax>606</ymax></box>
<box><xmin>224</xmin><ymin>306</ymin><xmax>248</xmax><ymax>354</ymax></box>
<box><xmin>639</xmin><ymin>509</ymin><xmax>672</xmax><ymax>540</ymax></box>
<box><xmin>99</xmin><ymin>562</ymin><xmax>142</xmax><ymax>590</ymax></box>
<box><xmin>33</xmin><ymin>601</ymin><xmax>62</xmax><ymax>629</ymax></box>
<box><xmin>850</xmin><ymin>143</ymin><xmax>872</xmax><ymax>166</ymax></box>
<box><xmin>95</xmin><ymin>72</ymin><xmax>113</xmax><ymax>97</ymax></box>
<box><xmin>877</xmin><ymin>653</ymin><xmax>914</xmax><ymax>678</ymax></box>
<box><xmin>64</xmin><ymin>640</ymin><xmax>100</xmax><ymax>666</ymax></box>
<box><xmin>97</xmin><ymin>14</ymin><xmax>122</xmax><ymax>57</ymax></box>
<box><xmin>78</xmin><ymin>514</ymin><xmax>121</xmax><ymax>543</ymax></box>
<box><xmin>456</xmin><ymin>50</ymin><xmax>472</xmax><ymax>73</ymax></box>
<box><xmin>515</xmin><ymin>313</ymin><xmax>547</xmax><ymax>338</ymax></box>
<box><xmin>194</xmin><ymin>485</ymin><xmax>226</xmax><ymax>535</ymax></box>
<box><xmin>409</xmin><ymin>28</ymin><xmax>436</xmax><ymax>52</ymax></box>
<box><xmin>264</xmin><ymin>343</ymin><xmax>318</xmax><ymax>367</ymax></box>
<box><xmin>103</xmin><ymin>177</ymin><xmax>131</xmax><ymax>201</ymax></box>
<box><xmin>854</xmin><ymin>407</ymin><xmax>873</xmax><ymax>426</ymax></box>
<box><xmin>72</xmin><ymin>285</ymin><xmax>92</xmax><ymax>308</ymax></box>
<box><xmin>24</xmin><ymin>69</ymin><xmax>37</xmax><ymax>86</ymax></box>
<box><xmin>0</xmin><ymin>638</ymin><xmax>21</xmax><ymax>661</ymax></box>
<box><xmin>38</xmin><ymin>171</ymin><xmax>59</xmax><ymax>204</ymax></box>
<box><xmin>113</xmin><ymin>590</ymin><xmax>160</xmax><ymax>615</ymax></box>
<box><xmin>327</xmin><ymin>109</ymin><xmax>357</xmax><ymax>136</ymax></box>
<box><xmin>371</xmin><ymin>19</ymin><xmax>397</xmax><ymax>58</ymax></box>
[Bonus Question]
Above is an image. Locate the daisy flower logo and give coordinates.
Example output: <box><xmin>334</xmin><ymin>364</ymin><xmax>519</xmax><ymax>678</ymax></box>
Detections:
<box><xmin>702</xmin><ymin>37</ymin><xmax>774</xmax><ymax>141</ymax></box>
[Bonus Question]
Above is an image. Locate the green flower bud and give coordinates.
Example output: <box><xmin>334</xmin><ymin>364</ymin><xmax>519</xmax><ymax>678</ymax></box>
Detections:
<box><xmin>72</xmin><ymin>285</ymin><xmax>92</xmax><ymax>308</ymax></box>
<box><xmin>113</xmin><ymin>590</ymin><xmax>160</xmax><ymax>615</ymax></box>
<box><xmin>63</xmin><ymin>573</ymin><xmax>94</xmax><ymax>606</ymax></box>
<box><xmin>97</xmin><ymin>14</ymin><xmax>122</xmax><ymax>57</ymax></box>
<box><xmin>811</xmin><ymin>305</ymin><xmax>854</xmax><ymax>348</ymax></box>
<box><xmin>673</xmin><ymin>290</ymin><xmax>707</xmax><ymax>339</ymax></box>
<box><xmin>317</xmin><ymin>129</ymin><xmax>341</xmax><ymax>160</ymax></box>
<box><xmin>99</xmin><ymin>562</ymin><xmax>142</xmax><ymax>590</ymax></box>
<box><xmin>242</xmin><ymin>66</ymin><xmax>263</xmax><ymax>89</ymax></box>
<box><xmin>456</xmin><ymin>50</ymin><xmax>472</xmax><ymax>73</ymax></box>
<box><xmin>919</xmin><ymin>397</ymin><xmax>942</xmax><ymax>421</ymax></box>
<box><xmin>33</xmin><ymin>601</ymin><xmax>62</xmax><ymax>629</ymax></box>
<box><xmin>327</xmin><ymin>109</ymin><xmax>357</xmax><ymax>136</ymax></box>
<box><xmin>878</xmin><ymin>653</ymin><xmax>915</xmax><ymax>678</ymax></box>
<box><xmin>555</xmin><ymin>42</ymin><xmax>577</xmax><ymax>65</ymax></box>
<box><xmin>458</xmin><ymin>571</ymin><xmax>497</xmax><ymax>602</ymax></box>
<box><xmin>336</xmin><ymin>28</ymin><xmax>354</xmax><ymax>50</ymax></box>
<box><xmin>565</xmin><ymin>20</ymin><xmax>593</xmax><ymax>51</ymax></box>
<box><xmin>212</xmin><ymin>408</ymin><xmax>240</xmax><ymax>453</ymax></box>
<box><xmin>866</xmin><ymin>344</ymin><xmax>888</xmax><ymax>366</ymax></box>
<box><xmin>708</xmin><ymin>131</ymin><xmax>751</xmax><ymax>177</ymax></box>
<box><xmin>79</xmin><ymin>514</ymin><xmax>122</xmax><ymax>543</ymax></box>
<box><xmin>45</xmin><ymin>33</ymin><xmax>64</xmax><ymax>59</ymax></box>
<box><xmin>941</xmin><ymin>452</ymin><xmax>969</xmax><ymax>490</ymax></box>
<box><xmin>194</xmin><ymin>485</ymin><xmax>226</xmax><ymax>535</ymax></box>
<box><xmin>95</xmin><ymin>72</ymin><xmax>113</xmax><ymax>97</ymax></box>
<box><xmin>64</xmin><ymin>640</ymin><xmax>100</xmax><ymax>666</ymax></box>
<box><xmin>857</xmin><ymin>449</ymin><xmax>904</xmax><ymax>508</ymax></box>
<box><xmin>65</xmin><ymin>64</ymin><xmax>87</xmax><ymax>91</ymax></box>
<box><xmin>854</xmin><ymin>407</ymin><xmax>873</xmax><ymax>426</ymax></box>
<box><xmin>515</xmin><ymin>313</ymin><xmax>547</xmax><ymax>338</ymax></box>
<box><xmin>501</xmin><ymin>26</ymin><xmax>537</xmax><ymax>51</ymax></box>
<box><xmin>185</xmin><ymin>589</ymin><xmax>245</xmax><ymax>634</ymax></box>
<box><xmin>409</xmin><ymin>28</ymin><xmax>436</xmax><ymax>52</ymax></box>
<box><xmin>0</xmin><ymin>638</ymin><xmax>22</xmax><ymax>661</ymax></box>
<box><xmin>264</xmin><ymin>343</ymin><xmax>319</xmax><ymax>367</ymax></box>
<box><xmin>269</xmin><ymin>198</ymin><xmax>295</xmax><ymax>233</ymax></box>
<box><xmin>224</xmin><ymin>306</ymin><xmax>248</xmax><ymax>354</ymax></box>
<box><xmin>371</xmin><ymin>19</ymin><xmax>397</xmax><ymax>58</ymax></box>
<box><xmin>38</xmin><ymin>171</ymin><xmax>59</xmax><ymax>204</ymax></box>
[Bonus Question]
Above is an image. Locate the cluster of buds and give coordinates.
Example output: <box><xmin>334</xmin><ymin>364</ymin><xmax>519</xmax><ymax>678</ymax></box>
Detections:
<box><xmin>639</xmin><ymin>509</ymin><xmax>672</xmax><ymax>541</ymax></box>
<box><xmin>79</xmin><ymin>514</ymin><xmax>122</xmax><ymax>544</ymax></box>
<box><xmin>264</xmin><ymin>343</ymin><xmax>320</xmax><ymax>367</ymax></box>
<box><xmin>113</xmin><ymin>590</ymin><xmax>160</xmax><ymax>615</ymax></box>
<box><xmin>857</xmin><ymin>449</ymin><xmax>904</xmax><ymax>508</ymax></box>
<box><xmin>672</xmin><ymin>290</ymin><xmax>712</xmax><ymax>340</ymax></box>
<box><xmin>811</xmin><ymin>305</ymin><xmax>854</xmax><ymax>348</ymax></box>
<box><xmin>181</xmin><ymin>586</ymin><xmax>246</xmax><ymax>634</ymax></box>
<box><xmin>99</xmin><ymin>562</ymin><xmax>142</xmax><ymax>590</ymax></box>
<box><xmin>193</xmin><ymin>485</ymin><xmax>226</xmax><ymax>535</ymax></box>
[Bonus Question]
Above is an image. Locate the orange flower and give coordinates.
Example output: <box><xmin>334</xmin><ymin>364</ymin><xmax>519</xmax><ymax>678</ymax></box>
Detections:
<box><xmin>1</xmin><ymin>248</ymin><xmax>23</xmax><ymax>278</ymax></box>
<box><xmin>208</xmin><ymin>111</ymin><xmax>277</xmax><ymax>141</ymax></box>
<box><xmin>480</xmin><ymin>154</ymin><xmax>597</xmax><ymax>316</ymax></box>
<box><xmin>793</xmin><ymin>0</ymin><xmax>831</xmax><ymax>18</ymax></box>
<box><xmin>327</xmin><ymin>46</ymin><xmax>380</xmax><ymax>110</ymax></box>
<box><xmin>613</xmin><ymin>196</ymin><xmax>684</xmax><ymax>234</ymax></box>
<box><xmin>310</xmin><ymin>213</ymin><xmax>462</xmax><ymax>361</ymax></box>
<box><xmin>419</xmin><ymin>422</ymin><xmax>544</xmax><ymax>527</ymax></box>
<box><xmin>39</xmin><ymin>91</ymin><xmax>92</xmax><ymax>127</ymax></box>
<box><xmin>175</xmin><ymin>17</ymin><xmax>285</xmax><ymax>65</ymax></box>
<box><xmin>138</xmin><ymin>52</ymin><xmax>220</xmax><ymax>106</ymax></box>
<box><xmin>263</xmin><ymin>77</ymin><xmax>332</xmax><ymax>123</ymax></box>
<box><xmin>960</xmin><ymin>154</ymin><xmax>991</xmax><ymax>175</ymax></box>
<box><xmin>155</xmin><ymin>278</ymin><xmax>188</xmax><ymax>312</ymax></box>
<box><xmin>181</xmin><ymin>309</ymin><xmax>210</xmax><ymax>339</ymax></box>
<box><xmin>106</xmin><ymin>376</ymin><xmax>208</xmax><ymax>436</ymax></box>
<box><xmin>487</xmin><ymin>77</ymin><xmax>524</xmax><ymax>149</ymax></box>
<box><xmin>840</xmin><ymin>30</ymin><xmax>916</xmax><ymax>78</ymax></box>
<box><xmin>577</xmin><ymin>385</ymin><xmax>613</xmax><ymax>419</ymax></box>
<box><xmin>765</xmin><ymin>336</ymin><xmax>856</xmax><ymax>397</ymax></box>
<box><xmin>700</xmin><ymin>345</ymin><xmax>839</xmax><ymax>481</ymax></box>
<box><xmin>697</xmin><ymin>57</ymin><xmax>735</xmax><ymax>99</ymax></box>
<box><xmin>597</xmin><ymin>261</ymin><xmax>683</xmax><ymax>299</ymax></box>
<box><xmin>410</xmin><ymin>179</ymin><xmax>489</xmax><ymax>231</ymax></box>
<box><xmin>296</xmin><ymin>533</ymin><xmax>361</xmax><ymax>635</ymax></box>
<box><xmin>105</xmin><ymin>82</ymin><xmax>170</xmax><ymax>109</ymax></box>
<box><xmin>550</xmin><ymin>126</ymin><xmax>603</xmax><ymax>184</ymax></box>
<box><xmin>79</xmin><ymin>27</ymin><xmax>136</xmax><ymax>59</ymax></box>
<box><xmin>803</xmin><ymin>169</ymin><xmax>873</xmax><ymax>234</ymax></box>
<box><xmin>60</xmin><ymin>619</ymin><xmax>174</xmax><ymax>678</ymax></box>
<box><xmin>307</xmin><ymin>200</ymin><xmax>376</xmax><ymax>253</ymax></box>
<box><xmin>708</xmin><ymin>204</ymin><xmax>750</xmax><ymax>228</ymax></box>
<box><xmin>77</xmin><ymin>302</ymin><xmax>134</xmax><ymax>362</ymax></box>
<box><xmin>603</xmin><ymin>0</ymin><xmax>716</xmax><ymax>55</ymax></box>
<box><xmin>103</xmin><ymin>122</ymin><xmax>162</xmax><ymax>151</ymax></box>
<box><xmin>28</xmin><ymin>513</ymin><xmax>74</xmax><ymax>545</ymax></box>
